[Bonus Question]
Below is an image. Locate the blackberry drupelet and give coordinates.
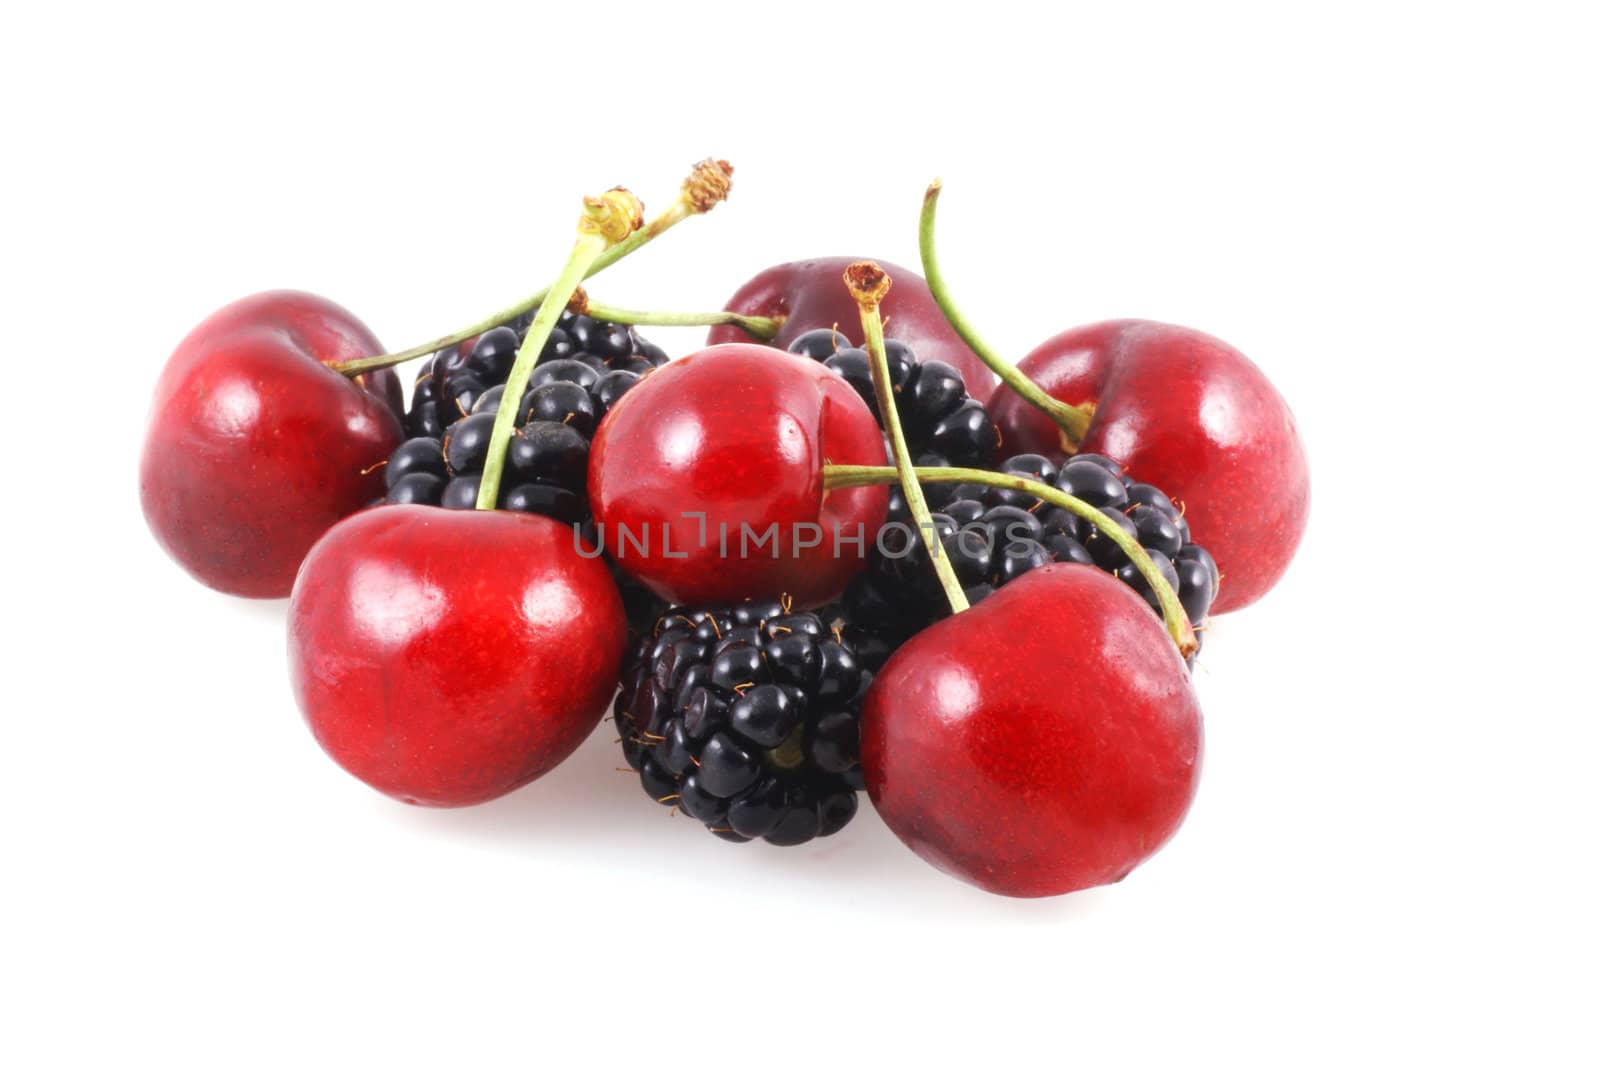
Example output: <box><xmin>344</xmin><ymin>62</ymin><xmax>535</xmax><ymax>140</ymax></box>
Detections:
<box><xmin>843</xmin><ymin>452</ymin><xmax>1220</xmax><ymax>652</ymax></box>
<box><xmin>785</xmin><ymin>328</ymin><xmax>1000</xmax><ymax>468</ymax></box>
<box><xmin>616</xmin><ymin>600</ymin><xmax>877</xmax><ymax>845</ymax></box>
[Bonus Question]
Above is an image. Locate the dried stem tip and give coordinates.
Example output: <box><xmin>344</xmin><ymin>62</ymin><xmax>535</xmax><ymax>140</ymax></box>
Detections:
<box><xmin>566</xmin><ymin>287</ymin><xmax>591</xmax><ymax>315</ymax></box>
<box><xmin>683</xmin><ymin>158</ymin><xmax>734</xmax><ymax>212</ymax></box>
<box><xmin>844</xmin><ymin>261</ymin><xmax>892</xmax><ymax>308</ymax></box>
<box><xmin>580</xmin><ymin>188</ymin><xmax>645</xmax><ymax>244</ymax></box>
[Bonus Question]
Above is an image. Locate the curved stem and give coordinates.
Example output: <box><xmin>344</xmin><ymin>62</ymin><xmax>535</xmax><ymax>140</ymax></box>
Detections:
<box><xmin>845</xmin><ymin>263</ymin><xmax>969</xmax><ymax>616</ymax></box>
<box><xmin>476</xmin><ymin>190</ymin><xmax>644</xmax><ymax>509</ymax></box>
<box><xmin>822</xmin><ymin>463</ymin><xmax>1197</xmax><ymax>658</ymax></box>
<box><xmin>330</xmin><ymin>160</ymin><xmax>734</xmax><ymax>378</ymax></box>
<box><xmin>919</xmin><ymin>180</ymin><xmax>1094</xmax><ymax>449</ymax></box>
<box><xmin>578</xmin><ymin>300</ymin><xmax>782</xmax><ymax>340</ymax></box>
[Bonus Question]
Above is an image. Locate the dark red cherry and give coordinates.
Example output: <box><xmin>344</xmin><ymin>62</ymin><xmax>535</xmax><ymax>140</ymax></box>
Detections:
<box><xmin>589</xmin><ymin>344</ymin><xmax>888</xmax><ymax>608</ymax></box>
<box><xmin>863</xmin><ymin>564</ymin><xmax>1202</xmax><ymax>897</ymax></box>
<box><xmin>139</xmin><ymin>291</ymin><xmax>404</xmax><ymax>597</ymax></box>
<box><xmin>989</xmin><ymin>320</ymin><xmax>1309</xmax><ymax>612</ymax></box>
<box><xmin>707</xmin><ymin>257</ymin><xmax>998</xmax><ymax>399</ymax></box>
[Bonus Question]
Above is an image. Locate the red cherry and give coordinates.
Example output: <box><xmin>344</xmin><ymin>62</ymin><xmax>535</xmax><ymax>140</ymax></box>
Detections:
<box><xmin>862</xmin><ymin>564</ymin><xmax>1203</xmax><ymax>898</ymax></box>
<box><xmin>708</xmin><ymin>257</ymin><xmax>999</xmax><ymax>401</ymax></box>
<box><xmin>288</xmin><ymin>505</ymin><xmax>625</xmax><ymax>807</ymax></box>
<box><xmin>988</xmin><ymin>320</ymin><xmax>1309</xmax><ymax>613</ymax></box>
<box><xmin>139</xmin><ymin>291</ymin><xmax>405</xmax><ymax>598</ymax></box>
<box><xmin>588</xmin><ymin>343</ymin><xmax>888</xmax><ymax>608</ymax></box>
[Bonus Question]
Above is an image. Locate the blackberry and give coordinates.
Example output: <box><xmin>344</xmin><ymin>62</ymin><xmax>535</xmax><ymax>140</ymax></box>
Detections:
<box><xmin>843</xmin><ymin>452</ymin><xmax>1220</xmax><ymax>652</ymax></box>
<box><xmin>615</xmin><ymin>600</ymin><xmax>877</xmax><ymax>845</ymax></box>
<box><xmin>381</xmin><ymin>311</ymin><xmax>672</xmax><ymax>639</ymax></box>
<box><xmin>402</xmin><ymin>311</ymin><xmax>667</xmax><ymax>440</ymax></box>
<box><xmin>784</xmin><ymin>329</ymin><xmax>999</xmax><ymax>468</ymax></box>
<box><xmin>383</xmin><ymin>310</ymin><xmax>668</xmax><ymax>519</ymax></box>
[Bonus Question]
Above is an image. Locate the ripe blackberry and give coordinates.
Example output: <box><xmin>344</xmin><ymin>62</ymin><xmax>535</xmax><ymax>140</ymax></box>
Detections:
<box><xmin>785</xmin><ymin>328</ymin><xmax>999</xmax><ymax>467</ymax></box>
<box><xmin>405</xmin><ymin>312</ymin><xmax>668</xmax><ymax>440</ymax></box>
<box><xmin>615</xmin><ymin>600</ymin><xmax>877</xmax><ymax>845</ymax></box>
<box><xmin>384</xmin><ymin>312</ymin><xmax>663</xmax><ymax>516</ymax></box>
<box><xmin>844</xmin><ymin>452</ymin><xmax>1220</xmax><ymax>651</ymax></box>
<box><xmin>380</xmin><ymin>312</ymin><xmax>672</xmax><ymax>640</ymax></box>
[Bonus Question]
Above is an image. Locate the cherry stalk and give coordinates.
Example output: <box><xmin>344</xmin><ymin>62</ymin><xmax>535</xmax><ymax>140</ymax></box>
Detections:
<box><xmin>475</xmin><ymin>189</ymin><xmax>645</xmax><ymax>509</ymax></box>
<box><xmin>919</xmin><ymin>180</ymin><xmax>1094</xmax><ymax>450</ymax></box>
<box><xmin>330</xmin><ymin>159</ymin><xmax>733</xmax><ymax>378</ymax></box>
<box><xmin>845</xmin><ymin>262</ymin><xmax>969</xmax><ymax>616</ymax></box>
<box><xmin>824</xmin><ymin>462</ymin><xmax>1199</xmax><ymax>657</ymax></box>
<box><xmin>570</xmin><ymin>290</ymin><xmax>781</xmax><ymax>340</ymax></box>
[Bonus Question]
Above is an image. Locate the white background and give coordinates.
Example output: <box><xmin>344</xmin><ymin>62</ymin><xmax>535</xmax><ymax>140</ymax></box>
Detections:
<box><xmin>4</xmin><ymin>2</ymin><xmax>1596</xmax><ymax>1067</ymax></box>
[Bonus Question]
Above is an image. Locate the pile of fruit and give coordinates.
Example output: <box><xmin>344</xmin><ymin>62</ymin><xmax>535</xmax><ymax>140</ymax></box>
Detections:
<box><xmin>139</xmin><ymin>161</ymin><xmax>1310</xmax><ymax>898</ymax></box>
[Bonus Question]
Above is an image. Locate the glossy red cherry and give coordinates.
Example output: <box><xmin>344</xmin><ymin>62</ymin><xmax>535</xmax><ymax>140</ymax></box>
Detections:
<box><xmin>589</xmin><ymin>343</ymin><xmax>888</xmax><ymax>608</ymax></box>
<box><xmin>988</xmin><ymin>320</ymin><xmax>1309</xmax><ymax>613</ymax></box>
<box><xmin>139</xmin><ymin>291</ymin><xmax>405</xmax><ymax>598</ymax></box>
<box><xmin>288</xmin><ymin>505</ymin><xmax>625</xmax><ymax>807</ymax></box>
<box><xmin>862</xmin><ymin>564</ymin><xmax>1203</xmax><ymax>898</ymax></box>
<box><xmin>708</xmin><ymin>257</ymin><xmax>999</xmax><ymax>401</ymax></box>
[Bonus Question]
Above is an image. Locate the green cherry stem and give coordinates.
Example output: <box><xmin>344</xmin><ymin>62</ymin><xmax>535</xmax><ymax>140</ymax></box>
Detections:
<box><xmin>919</xmin><ymin>180</ymin><xmax>1094</xmax><ymax>450</ymax></box>
<box><xmin>845</xmin><ymin>263</ymin><xmax>970</xmax><ymax>616</ymax></box>
<box><xmin>330</xmin><ymin>159</ymin><xmax>734</xmax><ymax>378</ymax></box>
<box><xmin>823</xmin><ymin>463</ymin><xmax>1198</xmax><ymax>658</ymax></box>
<box><xmin>574</xmin><ymin>295</ymin><xmax>782</xmax><ymax>340</ymax></box>
<box><xmin>475</xmin><ymin>189</ymin><xmax>645</xmax><ymax>510</ymax></box>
